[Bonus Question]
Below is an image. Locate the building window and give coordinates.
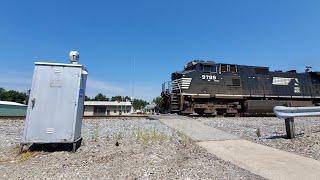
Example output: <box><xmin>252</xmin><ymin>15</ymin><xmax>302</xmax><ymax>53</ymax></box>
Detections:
<box><xmin>94</xmin><ymin>106</ymin><xmax>106</xmax><ymax>115</ymax></box>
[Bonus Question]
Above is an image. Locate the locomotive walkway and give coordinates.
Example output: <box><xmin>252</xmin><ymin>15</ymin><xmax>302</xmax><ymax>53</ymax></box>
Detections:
<box><xmin>151</xmin><ymin>115</ymin><xmax>320</xmax><ymax>180</ymax></box>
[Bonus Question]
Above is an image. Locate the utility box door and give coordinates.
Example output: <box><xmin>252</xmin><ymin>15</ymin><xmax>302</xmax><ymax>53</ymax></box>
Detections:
<box><xmin>24</xmin><ymin>64</ymin><xmax>83</xmax><ymax>143</ymax></box>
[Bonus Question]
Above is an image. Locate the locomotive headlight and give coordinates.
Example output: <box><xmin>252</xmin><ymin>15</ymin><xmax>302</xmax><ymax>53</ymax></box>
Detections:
<box><xmin>69</xmin><ymin>50</ymin><xmax>79</xmax><ymax>64</ymax></box>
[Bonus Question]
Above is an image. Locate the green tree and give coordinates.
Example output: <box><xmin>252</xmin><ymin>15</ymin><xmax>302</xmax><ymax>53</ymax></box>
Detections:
<box><xmin>94</xmin><ymin>93</ymin><xmax>109</xmax><ymax>101</ymax></box>
<box><xmin>0</xmin><ymin>88</ymin><xmax>27</xmax><ymax>104</ymax></box>
<box><xmin>111</xmin><ymin>96</ymin><xmax>131</xmax><ymax>102</ymax></box>
<box><xmin>111</xmin><ymin>96</ymin><xmax>123</xmax><ymax>101</ymax></box>
<box><xmin>124</xmin><ymin>96</ymin><xmax>131</xmax><ymax>102</ymax></box>
<box><xmin>152</xmin><ymin>96</ymin><xmax>161</xmax><ymax>107</ymax></box>
<box><xmin>85</xmin><ymin>95</ymin><xmax>93</xmax><ymax>101</ymax></box>
<box><xmin>0</xmin><ymin>88</ymin><xmax>5</xmax><ymax>99</ymax></box>
<box><xmin>132</xmin><ymin>99</ymin><xmax>149</xmax><ymax>110</ymax></box>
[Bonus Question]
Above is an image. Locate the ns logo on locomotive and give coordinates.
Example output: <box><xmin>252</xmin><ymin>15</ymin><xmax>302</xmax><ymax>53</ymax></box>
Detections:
<box><xmin>160</xmin><ymin>60</ymin><xmax>320</xmax><ymax>116</ymax></box>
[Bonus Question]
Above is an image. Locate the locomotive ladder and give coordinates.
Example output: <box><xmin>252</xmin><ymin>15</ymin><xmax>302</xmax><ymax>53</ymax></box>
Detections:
<box><xmin>170</xmin><ymin>93</ymin><xmax>180</xmax><ymax>112</ymax></box>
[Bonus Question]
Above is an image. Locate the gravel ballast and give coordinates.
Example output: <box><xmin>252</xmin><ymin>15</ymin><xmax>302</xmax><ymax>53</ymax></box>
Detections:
<box><xmin>0</xmin><ymin>118</ymin><xmax>262</xmax><ymax>179</ymax></box>
<box><xmin>200</xmin><ymin>117</ymin><xmax>320</xmax><ymax>160</ymax></box>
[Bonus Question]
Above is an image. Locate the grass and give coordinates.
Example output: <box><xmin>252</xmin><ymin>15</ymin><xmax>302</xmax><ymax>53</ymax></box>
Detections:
<box><xmin>116</xmin><ymin>132</ymin><xmax>124</xmax><ymax>140</ymax></box>
<box><xmin>91</xmin><ymin>125</ymin><xmax>99</xmax><ymax>142</ymax></box>
<box><xmin>19</xmin><ymin>151</ymin><xmax>38</xmax><ymax>161</ymax></box>
<box><xmin>256</xmin><ymin>128</ymin><xmax>261</xmax><ymax>138</ymax></box>
<box><xmin>12</xmin><ymin>144</ymin><xmax>22</xmax><ymax>154</ymax></box>
<box><xmin>10</xmin><ymin>144</ymin><xmax>38</xmax><ymax>161</ymax></box>
<box><xmin>177</xmin><ymin>131</ymin><xmax>190</xmax><ymax>147</ymax></box>
<box><xmin>133</xmin><ymin>129</ymin><xmax>171</xmax><ymax>144</ymax></box>
<box><xmin>105</xmin><ymin>135</ymin><xmax>110</xmax><ymax>141</ymax></box>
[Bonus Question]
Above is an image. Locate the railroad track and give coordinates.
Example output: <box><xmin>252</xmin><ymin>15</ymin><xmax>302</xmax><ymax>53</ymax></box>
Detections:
<box><xmin>0</xmin><ymin>114</ymin><xmax>277</xmax><ymax>120</ymax></box>
<box><xmin>0</xmin><ymin>115</ymin><xmax>150</xmax><ymax>120</ymax></box>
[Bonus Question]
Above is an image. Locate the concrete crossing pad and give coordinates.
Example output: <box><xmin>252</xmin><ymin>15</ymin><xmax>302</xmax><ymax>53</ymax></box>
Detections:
<box><xmin>198</xmin><ymin>140</ymin><xmax>320</xmax><ymax>180</ymax></box>
<box><xmin>154</xmin><ymin>115</ymin><xmax>320</xmax><ymax>180</ymax></box>
<box><xmin>160</xmin><ymin>118</ymin><xmax>239</xmax><ymax>141</ymax></box>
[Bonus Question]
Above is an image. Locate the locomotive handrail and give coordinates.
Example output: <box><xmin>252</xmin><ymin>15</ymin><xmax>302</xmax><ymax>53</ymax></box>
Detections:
<box><xmin>273</xmin><ymin>106</ymin><xmax>320</xmax><ymax>139</ymax></box>
<box><xmin>161</xmin><ymin>81</ymin><xmax>172</xmax><ymax>93</ymax></box>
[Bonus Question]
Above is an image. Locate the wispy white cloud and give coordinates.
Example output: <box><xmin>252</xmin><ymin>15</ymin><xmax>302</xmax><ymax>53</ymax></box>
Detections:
<box><xmin>86</xmin><ymin>79</ymin><xmax>162</xmax><ymax>101</ymax></box>
<box><xmin>131</xmin><ymin>83</ymin><xmax>162</xmax><ymax>101</ymax></box>
<box><xmin>85</xmin><ymin>78</ymin><xmax>125</xmax><ymax>97</ymax></box>
<box><xmin>0</xmin><ymin>71</ymin><xmax>161</xmax><ymax>101</ymax></box>
<box><xmin>0</xmin><ymin>71</ymin><xmax>32</xmax><ymax>92</ymax></box>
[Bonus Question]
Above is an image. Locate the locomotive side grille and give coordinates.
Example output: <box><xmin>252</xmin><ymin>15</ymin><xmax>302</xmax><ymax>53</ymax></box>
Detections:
<box><xmin>172</xmin><ymin>78</ymin><xmax>192</xmax><ymax>91</ymax></box>
<box><xmin>232</xmin><ymin>78</ymin><xmax>241</xmax><ymax>86</ymax></box>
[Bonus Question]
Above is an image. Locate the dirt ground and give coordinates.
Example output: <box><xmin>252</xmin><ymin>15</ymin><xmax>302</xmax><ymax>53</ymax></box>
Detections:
<box><xmin>0</xmin><ymin>118</ymin><xmax>263</xmax><ymax>179</ymax></box>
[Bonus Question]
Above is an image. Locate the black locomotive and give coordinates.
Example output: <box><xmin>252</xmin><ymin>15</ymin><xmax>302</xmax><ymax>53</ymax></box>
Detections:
<box><xmin>161</xmin><ymin>60</ymin><xmax>320</xmax><ymax>116</ymax></box>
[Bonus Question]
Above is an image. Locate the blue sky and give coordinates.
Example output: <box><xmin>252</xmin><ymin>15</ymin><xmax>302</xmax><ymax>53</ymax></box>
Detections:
<box><xmin>0</xmin><ymin>0</ymin><xmax>320</xmax><ymax>101</ymax></box>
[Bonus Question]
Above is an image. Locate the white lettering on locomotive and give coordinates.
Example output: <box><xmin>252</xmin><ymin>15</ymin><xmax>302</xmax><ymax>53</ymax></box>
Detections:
<box><xmin>201</xmin><ymin>74</ymin><xmax>219</xmax><ymax>82</ymax></box>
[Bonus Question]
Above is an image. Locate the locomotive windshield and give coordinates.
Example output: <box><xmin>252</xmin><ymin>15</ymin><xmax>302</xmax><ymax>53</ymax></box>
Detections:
<box><xmin>201</xmin><ymin>64</ymin><xmax>217</xmax><ymax>73</ymax></box>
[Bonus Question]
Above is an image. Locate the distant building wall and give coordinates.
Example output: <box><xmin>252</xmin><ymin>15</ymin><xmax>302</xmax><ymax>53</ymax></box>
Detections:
<box><xmin>84</xmin><ymin>101</ymin><xmax>133</xmax><ymax>116</ymax></box>
<box><xmin>0</xmin><ymin>104</ymin><xmax>27</xmax><ymax>116</ymax></box>
<box><xmin>144</xmin><ymin>104</ymin><xmax>156</xmax><ymax>114</ymax></box>
<box><xmin>84</xmin><ymin>106</ymin><xmax>94</xmax><ymax>116</ymax></box>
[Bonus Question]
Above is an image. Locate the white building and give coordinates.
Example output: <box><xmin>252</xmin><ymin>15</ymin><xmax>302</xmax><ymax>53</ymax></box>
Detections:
<box><xmin>144</xmin><ymin>103</ymin><xmax>157</xmax><ymax>114</ymax></box>
<box><xmin>84</xmin><ymin>101</ymin><xmax>133</xmax><ymax>116</ymax></box>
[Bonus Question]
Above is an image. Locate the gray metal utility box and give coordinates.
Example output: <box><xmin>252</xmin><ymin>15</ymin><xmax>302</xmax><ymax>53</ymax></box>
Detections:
<box><xmin>22</xmin><ymin>62</ymin><xmax>87</xmax><ymax>151</ymax></box>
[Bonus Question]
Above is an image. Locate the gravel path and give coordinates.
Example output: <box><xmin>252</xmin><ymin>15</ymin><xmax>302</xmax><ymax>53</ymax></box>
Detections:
<box><xmin>200</xmin><ymin>117</ymin><xmax>320</xmax><ymax>160</ymax></box>
<box><xmin>0</xmin><ymin>118</ymin><xmax>263</xmax><ymax>179</ymax></box>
